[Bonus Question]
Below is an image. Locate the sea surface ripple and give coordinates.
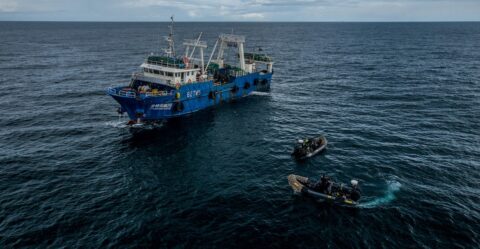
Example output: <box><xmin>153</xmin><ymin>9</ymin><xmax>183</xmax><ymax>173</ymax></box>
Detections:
<box><xmin>0</xmin><ymin>22</ymin><xmax>479</xmax><ymax>248</ymax></box>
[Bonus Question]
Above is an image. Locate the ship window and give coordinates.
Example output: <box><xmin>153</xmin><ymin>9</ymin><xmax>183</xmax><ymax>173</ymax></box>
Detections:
<box><xmin>159</xmin><ymin>71</ymin><xmax>164</xmax><ymax>76</ymax></box>
<box><xmin>166</xmin><ymin>72</ymin><xmax>173</xmax><ymax>77</ymax></box>
<box><xmin>153</xmin><ymin>70</ymin><xmax>159</xmax><ymax>74</ymax></box>
<box><xmin>144</xmin><ymin>68</ymin><xmax>148</xmax><ymax>72</ymax></box>
<box><xmin>181</xmin><ymin>73</ymin><xmax>184</xmax><ymax>79</ymax></box>
<box><xmin>148</xmin><ymin>69</ymin><xmax>153</xmax><ymax>73</ymax></box>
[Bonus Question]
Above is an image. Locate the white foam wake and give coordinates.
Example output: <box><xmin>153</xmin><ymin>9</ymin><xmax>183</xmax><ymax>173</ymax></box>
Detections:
<box><xmin>249</xmin><ymin>91</ymin><xmax>270</xmax><ymax>96</ymax></box>
<box><xmin>105</xmin><ymin>120</ymin><xmax>128</xmax><ymax>129</ymax></box>
<box><xmin>359</xmin><ymin>180</ymin><xmax>402</xmax><ymax>208</ymax></box>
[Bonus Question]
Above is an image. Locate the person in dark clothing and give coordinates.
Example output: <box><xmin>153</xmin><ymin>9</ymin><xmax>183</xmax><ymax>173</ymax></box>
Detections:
<box><xmin>292</xmin><ymin>140</ymin><xmax>305</xmax><ymax>157</ymax></box>
<box><xmin>326</xmin><ymin>181</ymin><xmax>333</xmax><ymax>195</ymax></box>
<box><xmin>349</xmin><ymin>180</ymin><xmax>361</xmax><ymax>201</ymax></box>
<box><xmin>313</xmin><ymin>175</ymin><xmax>330</xmax><ymax>193</ymax></box>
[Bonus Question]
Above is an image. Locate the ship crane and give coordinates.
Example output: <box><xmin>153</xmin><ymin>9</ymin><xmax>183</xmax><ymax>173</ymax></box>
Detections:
<box><xmin>206</xmin><ymin>33</ymin><xmax>273</xmax><ymax>74</ymax></box>
<box><xmin>183</xmin><ymin>33</ymin><xmax>208</xmax><ymax>73</ymax></box>
<box><xmin>213</xmin><ymin>34</ymin><xmax>246</xmax><ymax>71</ymax></box>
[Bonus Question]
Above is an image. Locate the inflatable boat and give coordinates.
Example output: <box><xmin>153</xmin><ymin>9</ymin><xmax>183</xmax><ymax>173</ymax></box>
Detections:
<box><xmin>291</xmin><ymin>136</ymin><xmax>327</xmax><ymax>160</ymax></box>
<box><xmin>288</xmin><ymin>174</ymin><xmax>360</xmax><ymax>207</ymax></box>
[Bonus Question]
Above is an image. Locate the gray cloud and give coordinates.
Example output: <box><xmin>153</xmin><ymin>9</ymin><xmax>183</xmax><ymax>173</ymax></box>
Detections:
<box><xmin>0</xmin><ymin>0</ymin><xmax>479</xmax><ymax>21</ymax></box>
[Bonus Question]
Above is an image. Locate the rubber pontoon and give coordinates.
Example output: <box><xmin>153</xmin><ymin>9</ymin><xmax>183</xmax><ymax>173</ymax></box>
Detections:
<box><xmin>288</xmin><ymin>174</ymin><xmax>359</xmax><ymax>207</ymax></box>
<box><xmin>291</xmin><ymin>136</ymin><xmax>327</xmax><ymax>160</ymax></box>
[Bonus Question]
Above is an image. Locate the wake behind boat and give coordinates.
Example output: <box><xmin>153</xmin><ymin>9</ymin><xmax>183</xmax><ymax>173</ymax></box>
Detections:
<box><xmin>107</xmin><ymin>17</ymin><xmax>274</xmax><ymax>125</ymax></box>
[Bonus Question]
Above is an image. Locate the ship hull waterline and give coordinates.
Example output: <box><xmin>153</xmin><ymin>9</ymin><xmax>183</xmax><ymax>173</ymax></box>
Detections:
<box><xmin>107</xmin><ymin>73</ymin><xmax>272</xmax><ymax>123</ymax></box>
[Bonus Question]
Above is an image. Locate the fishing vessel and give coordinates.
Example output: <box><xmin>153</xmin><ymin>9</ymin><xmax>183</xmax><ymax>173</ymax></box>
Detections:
<box><xmin>107</xmin><ymin>17</ymin><xmax>274</xmax><ymax>125</ymax></box>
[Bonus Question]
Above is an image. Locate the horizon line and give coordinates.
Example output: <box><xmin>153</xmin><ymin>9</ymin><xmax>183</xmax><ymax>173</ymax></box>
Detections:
<box><xmin>1</xmin><ymin>20</ymin><xmax>479</xmax><ymax>23</ymax></box>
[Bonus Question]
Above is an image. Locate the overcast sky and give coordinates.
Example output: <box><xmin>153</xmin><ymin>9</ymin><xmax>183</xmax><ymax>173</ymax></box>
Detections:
<box><xmin>0</xmin><ymin>0</ymin><xmax>479</xmax><ymax>21</ymax></box>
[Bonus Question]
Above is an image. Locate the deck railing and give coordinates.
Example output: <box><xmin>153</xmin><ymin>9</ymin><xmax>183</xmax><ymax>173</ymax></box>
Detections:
<box><xmin>107</xmin><ymin>87</ymin><xmax>136</xmax><ymax>98</ymax></box>
<box><xmin>108</xmin><ymin>87</ymin><xmax>174</xmax><ymax>98</ymax></box>
<box><xmin>145</xmin><ymin>59</ymin><xmax>185</xmax><ymax>69</ymax></box>
<box><xmin>144</xmin><ymin>90</ymin><xmax>175</xmax><ymax>97</ymax></box>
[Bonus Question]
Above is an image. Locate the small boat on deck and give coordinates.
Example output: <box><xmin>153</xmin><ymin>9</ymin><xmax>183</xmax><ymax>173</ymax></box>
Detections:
<box><xmin>288</xmin><ymin>174</ymin><xmax>360</xmax><ymax>207</ymax></box>
<box><xmin>291</xmin><ymin>136</ymin><xmax>327</xmax><ymax>160</ymax></box>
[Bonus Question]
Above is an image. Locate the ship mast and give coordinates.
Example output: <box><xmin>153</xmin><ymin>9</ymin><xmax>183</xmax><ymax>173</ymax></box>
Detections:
<box><xmin>165</xmin><ymin>15</ymin><xmax>175</xmax><ymax>57</ymax></box>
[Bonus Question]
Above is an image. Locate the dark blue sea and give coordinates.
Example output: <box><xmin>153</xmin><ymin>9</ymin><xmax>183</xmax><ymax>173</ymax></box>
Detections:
<box><xmin>0</xmin><ymin>22</ymin><xmax>479</xmax><ymax>248</ymax></box>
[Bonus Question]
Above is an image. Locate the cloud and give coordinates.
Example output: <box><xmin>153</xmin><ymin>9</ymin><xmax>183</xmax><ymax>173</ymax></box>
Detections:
<box><xmin>122</xmin><ymin>0</ymin><xmax>268</xmax><ymax>20</ymax></box>
<box><xmin>0</xmin><ymin>0</ymin><xmax>18</xmax><ymax>12</ymax></box>
<box><xmin>0</xmin><ymin>0</ymin><xmax>479</xmax><ymax>21</ymax></box>
<box><xmin>0</xmin><ymin>0</ymin><xmax>70</xmax><ymax>13</ymax></box>
<box><xmin>239</xmin><ymin>13</ymin><xmax>265</xmax><ymax>19</ymax></box>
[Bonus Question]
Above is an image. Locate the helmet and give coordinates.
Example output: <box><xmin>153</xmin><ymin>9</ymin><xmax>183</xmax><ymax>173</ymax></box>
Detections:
<box><xmin>351</xmin><ymin>180</ymin><xmax>358</xmax><ymax>186</ymax></box>
<box><xmin>298</xmin><ymin>139</ymin><xmax>304</xmax><ymax>144</ymax></box>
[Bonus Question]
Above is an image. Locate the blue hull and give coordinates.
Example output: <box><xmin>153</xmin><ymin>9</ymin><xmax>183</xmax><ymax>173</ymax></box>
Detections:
<box><xmin>107</xmin><ymin>72</ymin><xmax>272</xmax><ymax>121</ymax></box>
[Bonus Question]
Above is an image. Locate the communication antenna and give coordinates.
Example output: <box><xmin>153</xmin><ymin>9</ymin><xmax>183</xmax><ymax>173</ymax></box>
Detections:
<box><xmin>165</xmin><ymin>15</ymin><xmax>176</xmax><ymax>57</ymax></box>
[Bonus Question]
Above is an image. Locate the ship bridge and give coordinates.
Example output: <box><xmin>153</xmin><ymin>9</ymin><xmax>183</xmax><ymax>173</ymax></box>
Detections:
<box><xmin>140</xmin><ymin>32</ymin><xmax>209</xmax><ymax>87</ymax></box>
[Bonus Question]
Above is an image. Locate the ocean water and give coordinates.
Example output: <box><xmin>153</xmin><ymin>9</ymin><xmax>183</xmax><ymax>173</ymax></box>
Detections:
<box><xmin>0</xmin><ymin>22</ymin><xmax>479</xmax><ymax>248</ymax></box>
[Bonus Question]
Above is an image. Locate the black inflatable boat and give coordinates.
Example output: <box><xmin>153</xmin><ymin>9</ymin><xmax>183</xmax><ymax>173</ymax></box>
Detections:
<box><xmin>291</xmin><ymin>136</ymin><xmax>327</xmax><ymax>160</ymax></box>
<box><xmin>288</xmin><ymin>174</ymin><xmax>360</xmax><ymax>206</ymax></box>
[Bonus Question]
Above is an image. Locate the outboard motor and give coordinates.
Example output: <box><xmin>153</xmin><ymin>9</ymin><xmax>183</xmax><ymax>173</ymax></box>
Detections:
<box><xmin>292</xmin><ymin>139</ymin><xmax>305</xmax><ymax>157</ymax></box>
<box><xmin>350</xmin><ymin>180</ymin><xmax>361</xmax><ymax>202</ymax></box>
